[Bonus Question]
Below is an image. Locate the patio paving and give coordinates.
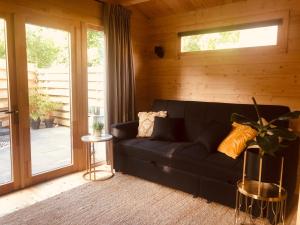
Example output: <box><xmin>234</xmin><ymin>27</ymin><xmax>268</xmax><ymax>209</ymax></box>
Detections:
<box><xmin>0</xmin><ymin>126</ymin><xmax>106</xmax><ymax>185</ymax></box>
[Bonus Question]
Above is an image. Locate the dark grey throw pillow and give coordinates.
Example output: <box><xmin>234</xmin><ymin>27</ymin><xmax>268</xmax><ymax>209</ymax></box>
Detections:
<box><xmin>195</xmin><ymin>121</ymin><xmax>231</xmax><ymax>152</ymax></box>
<box><xmin>151</xmin><ymin>117</ymin><xmax>186</xmax><ymax>142</ymax></box>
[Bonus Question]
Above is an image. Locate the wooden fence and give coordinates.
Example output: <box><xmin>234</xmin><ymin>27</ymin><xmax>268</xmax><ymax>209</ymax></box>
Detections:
<box><xmin>0</xmin><ymin>59</ymin><xmax>10</xmax><ymax>127</ymax></box>
<box><xmin>0</xmin><ymin>60</ymin><xmax>104</xmax><ymax>127</ymax></box>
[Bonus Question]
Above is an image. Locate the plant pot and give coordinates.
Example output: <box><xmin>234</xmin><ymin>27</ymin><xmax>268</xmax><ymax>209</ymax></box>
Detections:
<box><xmin>93</xmin><ymin>129</ymin><xmax>102</xmax><ymax>137</ymax></box>
<box><xmin>31</xmin><ymin>118</ymin><xmax>41</xmax><ymax>129</ymax></box>
<box><xmin>245</xmin><ymin>148</ymin><xmax>282</xmax><ymax>184</ymax></box>
<box><xmin>44</xmin><ymin>118</ymin><xmax>55</xmax><ymax>128</ymax></box>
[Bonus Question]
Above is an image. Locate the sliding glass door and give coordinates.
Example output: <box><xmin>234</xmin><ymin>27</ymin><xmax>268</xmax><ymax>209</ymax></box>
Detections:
<box><xmin>25</xmin><ymin>23</ymin><xmax>73</xmax><ymax>176</ymax></box>
<box><xmin>0</xmin><ymin>18</ymin><xmax>13</xmax><ymax>185</ymax></box>
<box><xmin>0</xmin><ymin>10</ymin><xmax>103</xmax><ymax>195</ymax></box>
<box><xmin>0</xmin><ymin>16</ymin><xmax>19</xmax><ymax>194</ymax></box>
<box><xmin>87</xmin><ymin>28</ymin><xmax>106</xmax><ymax>163</ymax></box>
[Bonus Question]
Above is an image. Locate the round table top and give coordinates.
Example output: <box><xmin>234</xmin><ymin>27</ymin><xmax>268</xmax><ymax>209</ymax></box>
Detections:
<box><xmin>81</xmin><ymin>134</ymin><xmax>113</xmax><ymax>143</ymax></box>
<box><xmin>237</xmin><ymin>179</ymin><xmax>287</xmax><ymax>202</ymax></box>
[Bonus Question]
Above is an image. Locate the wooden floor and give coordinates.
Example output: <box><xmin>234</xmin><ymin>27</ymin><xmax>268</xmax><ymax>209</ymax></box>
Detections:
<box><xmin>0</xmin><ymin>170</ymin><xmax>89</xmax><ymax>217</ymax></box>
<box><xmin>0</xmin><ymin>168</ymin><xmax>298</xmax><ymax>225</ymax></box>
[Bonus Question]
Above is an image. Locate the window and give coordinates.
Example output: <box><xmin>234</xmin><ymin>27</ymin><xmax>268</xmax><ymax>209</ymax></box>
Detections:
<box><xmin>180</xmin><ymin>20</ymin><xmax>281</xmax><ymax>53</ymax></box>
<box><xmin>0</xmin><ymin>18</ymin><xmax>13</xmax><ymax>185</ymax></box>
<box><xmin>87</xmin><ymin>28</ymin><xmax>105</xmax><ymax>163</ymax></box>
<box><xmin>25</xmin><ymin>24</ymin><xmax>73</xmax><ymax>175</ymax></box>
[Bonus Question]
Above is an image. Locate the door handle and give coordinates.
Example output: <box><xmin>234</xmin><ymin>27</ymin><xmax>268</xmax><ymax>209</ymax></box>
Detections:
<box><xmin>0</xmin><ymin>109</ymin><xmax>19</xmax><ymax>115</ymax></box>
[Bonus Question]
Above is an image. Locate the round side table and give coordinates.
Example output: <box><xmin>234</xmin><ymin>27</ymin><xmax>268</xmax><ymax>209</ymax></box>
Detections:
<box><xmin>81</xmin><ymin>134</ymin><xmax>114</xmax><ymax>181</ymax></box>
<box><xmin>235</xmin><ymin>179</ymin><xmax>287</xmax><ymax>225</ymax></box>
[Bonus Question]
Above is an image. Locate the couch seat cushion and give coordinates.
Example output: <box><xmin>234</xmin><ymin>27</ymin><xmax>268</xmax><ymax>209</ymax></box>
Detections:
<box><xmin>119</xmin><ymin>138</ymin><xmax>208</xmax><ymax>165</ymax></box>
<box><xmin>119</xmin><ymin>138</ymin><xmax>243</xmax><ymax>184</ymax></box>
<box><xmin>201</xmin><ymin>152</ymin><xmax>243</xmax><ymax>183</ymax></box>
<box><xmin>170</xmin><ymin>151</ymin><xmax>243</xmax><ymax>184</ymax></box>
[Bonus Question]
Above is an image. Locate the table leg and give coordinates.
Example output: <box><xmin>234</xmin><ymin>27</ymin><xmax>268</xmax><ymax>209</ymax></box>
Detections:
<box><xmin>266</xmin><ymin>201</ymin><xmax>270</xmax><ymax>222</ymax></box>
<box><xmin>106</xmin><ymin>142</ymin><xmax>110</xmax><ymax>165</ymax></box>
<box><xmin>260</xmin><ymin>200</ymin><xmax>264</xmax><ymax>218</ymax></box>
<box><xmin>109</xmin><ymin>140</ymin><xmax>114</xmax><ymax>174</ymax></box>
<box><xmin>275</xmin><ymin>202</ymin><xmax>279</xmax><ymax>225</ymax></box>
<box><xmin>92</xmin><ymin>142</ymin><xmax>96</xmax><ymax>180</ymax></box>
<box><xmin>283</xmin><ymin>199</ymin><xmax>287</xmax><ymax>225</ymax></box>
<box><xmin>245</xmin><ymin>195</ymin><xmax>248</xmax><ymax>215</ymax></box>
<box><xmin>89</xmin><ymin>143</ymin><xmax>91</xmax><ymax>180</ymax></box>
<box><xmin>85</xmin><ymin>143</ymin><xmax>89</xmax><ymax>173</ymax></box>
<box><xmin>249</xmin><ymin>198</ymin><xmax>254</xmax><ymax>224</ymax></box>
<box><xmin>235</xmin><ymin>190</ymin><xmax>239</xmax><ymax>225</ymax></box>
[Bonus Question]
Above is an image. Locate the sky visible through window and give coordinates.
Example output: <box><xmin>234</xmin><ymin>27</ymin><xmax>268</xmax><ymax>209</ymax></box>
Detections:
<box><xmin>181</xmin><ymin>25</ymin><xmax>278</xmax><ymax>52</ymax></box>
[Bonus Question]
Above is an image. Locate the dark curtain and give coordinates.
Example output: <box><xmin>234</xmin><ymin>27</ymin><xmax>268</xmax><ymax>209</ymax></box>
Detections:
<box><xmin>103</xmin><ymin>4</ymin><xmax>135</xmax><ymax>128</ymax></box>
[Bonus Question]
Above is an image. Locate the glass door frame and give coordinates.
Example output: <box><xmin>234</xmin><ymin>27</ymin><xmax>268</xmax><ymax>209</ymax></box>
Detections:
<box><xmin>0</xmin><ymin>12</ymin><xmax>21</xmax><ymax>195</ymax></box>
<box><xmin>15</xmin><ymin>13</ymin><xmax>80</xmax><ymax>187</ymax></box>
<box><xmin>81</xmin><ymin>23</ymin><xmax>107</xmax><ymax>168</ymax></box>
<box><xmin>0</xmin><ymin>9</ymin><xmax>99</xmax><ymax>195</ymax></box>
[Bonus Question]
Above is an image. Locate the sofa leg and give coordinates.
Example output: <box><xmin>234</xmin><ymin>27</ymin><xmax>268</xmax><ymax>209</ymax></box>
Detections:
<box><xmin>206</xmin><ymin>199</ymin><xmax>212</xmax><ymax>204</ymax></box>
<box><xmin>192</xmin><ymin>194</ymin><xmax>198</xmax><ymax>198</ymax></box>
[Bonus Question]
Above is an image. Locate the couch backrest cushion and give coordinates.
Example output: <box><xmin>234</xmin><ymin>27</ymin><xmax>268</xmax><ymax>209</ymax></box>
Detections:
<box><xmin>152</xmin><ymin>99</ymin><xmax>290</xmax><ymax>142</ymax></box>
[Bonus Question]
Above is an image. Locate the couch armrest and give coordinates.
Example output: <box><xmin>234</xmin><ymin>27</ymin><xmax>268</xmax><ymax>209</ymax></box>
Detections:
<box><xmin>111</xmin><ymin>121</ymin><xmax>139</xmax><ymax>141</ymax></box>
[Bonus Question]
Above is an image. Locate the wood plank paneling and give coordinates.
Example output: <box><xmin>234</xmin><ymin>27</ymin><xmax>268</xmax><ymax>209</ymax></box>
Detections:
<box><xmin>139</xmin><ymin>0</ymin><xmax>300</xmax><ymax>133</ymax></box>
<box><xmin>131</xmin><ymin>0</ymin><xmax>245</xmax><ymax>19</ymax></box>
<box><xmin>131</xmin><ymin>0</ymin><xmax>300</xmax><ymax>203</ymax></box>
<box><xmin>130</xmin><ymin>8</ymin><xmax>151</xmax><ymax>112</ymax></box>
<box><xmin>0</xmin><ymin>0</ymin><xmax>102</xmax><ymax>25</ymax></box>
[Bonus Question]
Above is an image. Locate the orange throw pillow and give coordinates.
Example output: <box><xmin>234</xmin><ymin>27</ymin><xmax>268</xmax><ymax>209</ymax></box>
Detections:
<box><xmin>217</xmin><ymin>122</ymin><xmax>257</xmax><ymax>159</ymax></box>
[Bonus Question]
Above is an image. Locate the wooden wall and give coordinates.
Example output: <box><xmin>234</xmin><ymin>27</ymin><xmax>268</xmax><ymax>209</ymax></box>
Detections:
<box><xmin>4</xmin><ymin>0</ymin><xmax>102</xmax><ymax>24</ymax></box>
<box><xmin>130</xmin><ymin>8</ymin><xmax>151</xmax><ymax>113</ymax></box>
<box><xmin>141</xmin><ymin>0</ymin><xmax>300</xmax><ymax>132</ymax></box>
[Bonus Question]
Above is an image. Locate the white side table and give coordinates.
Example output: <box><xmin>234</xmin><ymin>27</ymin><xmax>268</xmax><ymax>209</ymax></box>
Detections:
<box><xmin>81</xmin><ymin>134</ymin><xmax>114</xmax><ymax>181</ymax></box>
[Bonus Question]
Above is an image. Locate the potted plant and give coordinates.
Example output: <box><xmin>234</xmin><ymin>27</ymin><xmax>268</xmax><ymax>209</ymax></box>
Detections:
<box><xmin>30</xmin><ymin>111</ymin><xmax>41</xmax><ymax>129</ymax></box>
<box><xmin>41</xmin><ymin>97</ymin><xmax>62</xmax><ymax>128</ymax></box>
<box><xmin>231</xmin><ymin>97</ymin><xmax>300</xmax><ymax>182</ymax></box>
<box><xmin>92</xmin><ymin>121</ymin><xmax>104</xmax><ymax>137</ymax></box>
<box><xmin>29</xmin><ymin>87</ymin><xmax>44</xmax><ymax>129</ymax></box>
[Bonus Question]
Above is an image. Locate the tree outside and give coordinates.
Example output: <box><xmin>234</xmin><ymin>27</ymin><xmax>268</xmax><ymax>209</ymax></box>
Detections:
<box><xmin>0</xmin><ymin>23</ymin><xmax>104</xmax><ymax>68</ymax></box>
<box><xmin>87</xmin><ymin>29</ymin><xmax>104</xmax><ymax>67</ymax></box>
<box><xmin>0</xmin><ymin>19</ymin><xmax>6</xmax><ymax>59</ymax></box>
<box><xmin>181</xmin><ymin>31</ymin><xmax>240</xmax><ymax>52</ymax></box>
<box><xmin>26</xmin><ymin>24</ymin><xmax>70</xmax><ymax>68</ymax></box>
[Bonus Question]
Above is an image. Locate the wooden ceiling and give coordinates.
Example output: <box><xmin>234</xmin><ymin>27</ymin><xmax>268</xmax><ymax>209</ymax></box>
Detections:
<box><xmin>96</xmin><ymin>0</ymin><xmax>246</xmax><ymax>18</ymax></box>
<box><xmin>126</xmin><ymin>0</ymin><xmax>245</xmax><ymax>18</ymax></box>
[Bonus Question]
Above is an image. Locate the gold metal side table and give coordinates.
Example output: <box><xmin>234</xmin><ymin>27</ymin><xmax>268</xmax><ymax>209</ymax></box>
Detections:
<box><xmin>81</xmin><ymin>134</ymin><xmax>114</xmax><ymax>181</ymax></box>
<box><xmin>235</xmin><ymin>179</ymin><xmax>287</xmax><ymax>225</ymax></box>
<box><xmin>235</xmin><ymin>150</ymin><xmax>287</xmax><ymax>225</ymax></box>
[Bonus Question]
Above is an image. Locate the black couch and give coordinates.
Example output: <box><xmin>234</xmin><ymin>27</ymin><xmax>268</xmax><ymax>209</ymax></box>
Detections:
<box><xmin>111</xmin><ymin>99</ymin><xmax>299</xmax><ymax>208</ymax></box>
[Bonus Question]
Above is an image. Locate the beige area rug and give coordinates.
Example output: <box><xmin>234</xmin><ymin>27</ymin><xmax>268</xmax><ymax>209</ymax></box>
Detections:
<box><xmin>0</xmin><ymin>174</ymin><xmax>265</xmax><ymax>225</ymax></box>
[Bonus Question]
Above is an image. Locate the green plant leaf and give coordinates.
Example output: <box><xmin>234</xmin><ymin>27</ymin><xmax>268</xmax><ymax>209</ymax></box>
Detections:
<box><xmin>231</xmin><ymin>98</ymin><xmax>299</xmax><ymax>157</ymax></box>
<box><xmin>231</xmin><ymin>113</ymin><xmax>260</xmax><ymax>130</ymax></box>
<box><xmin>92</xmin><ymin>121</ymin><xmax>104</xmax><ymax>131</ymax></box>
<box><xmin>256</xmin><ymin>135</ymin><xmax>280</xmax><ymax>156</ymax></box>
<box><xmin>276</xmin><ymin>111</ymin><xmax>300</xmax><ymax>121</ymax></box>
<box><xmin>269</xmin><ymin>128</ymin><xmax>297</xmax><ymax>141</ymax></box>
<box><xmin>251</xmin><ymin>97</ymin><xmax>264</xmax><ymax>126</ymax></box>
